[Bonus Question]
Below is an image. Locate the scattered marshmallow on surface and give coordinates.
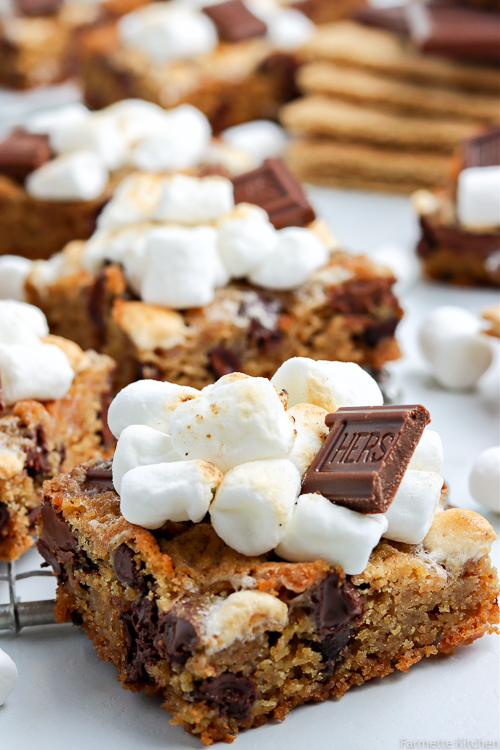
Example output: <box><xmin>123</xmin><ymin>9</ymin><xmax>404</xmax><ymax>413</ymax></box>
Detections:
<box><xmin>0</xmin><ymin>343</ymin><xmax>75</xmax><ymax>405</ymax></box>
<box><xmin>286</xmin><ymin>403</ymin><xmax>329</xmax><ymax>476</ymax></box>
<box><xmin>271</xmin><ymin>358</ymin><xmax>383</xmax><ymax>412</ymax></box>
<box><xmin>210</xmin><ymin>459</ymin><xmax>300</xmax><ymax>556</ymax></box>
<box><xmin>0</xmin><ymin>256</ymin><xmax>32</xmax><ymax>301</ymax></box>
<box><xmin>457</xmin><ymin>165</ymin><xmax>500</xmax><ymax>230</ymax></box>
<box><xmin>408</xmin><ymin>430</ymin><xmax>443</xmax><ymax>474</ymax></box>
<box><xmin>120</xmin><ymin>459</ymin><xmax>223</xmax><ymax>527</ymax></box>
<box><xmin>26</xmin><ymin>150</ymin><xmax>108</xmax><ymax>201</ymax></box>
<box><xmin>249</xmin><ymin>227</ymin><xmax>328</xmax><ymax>290</ymax></box>
<box><xmin>275</xmin><ymin>493</ymin><xmax>388</xmax><ymax>575</ymax></box>
<box><xmin>383</xmin><ymin>470</ymin><xmax>444</xmax><ymax>545</ymax></box>
<box><xmin>0</xmin><ymin>647</ymin><xmax>18</xmax><ymax>706</ymax></box>
<box><xmin>97</xmin><ymin>172</ymin><xmax>163</xmax><ymax>230</ymax></box>
<box><xmin>221</xmin><ymin>120</ymin><xmax>288</xmax><ymax>165</ymax></box>
<box><xmin>154</xmin><ymin>174</ymin><xmax>234</xmax><ymax>225</ymax></box>
<box><xmin>107</xmin><ymin>379</ymin><xmax>201</xmax><ymax>439</ymax></box>
<box><xmin>0</xmin><ymin>300</ymin><xmax>48</xmax><ymax>345</ymax></box>
<box><xmin>112</xmin><ymin>424</ymin><xmax>180</xmax><ymax>494</ymax></box>
<box><xmin>169</xmin><ymin>376</ymin><xmax>296</xmax><ymax>473</ymax></box>
<box><xmin>469</xmin><ymin>446</ymin><xmax>500</xmax><ymax>513</ymax></box>
<box><xmin>217</xmin><ymin>205</ymin><xmax>277</xmax><ymax>278</ymax></box>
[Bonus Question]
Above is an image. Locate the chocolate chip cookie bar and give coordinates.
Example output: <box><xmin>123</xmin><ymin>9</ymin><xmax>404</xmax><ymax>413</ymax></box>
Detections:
<box><xmin>0</xmin><ymin>300</ymin><xmax>114</xmax><ymax>561</ymax></box>
<box><xmin>37</xmin><ymin>362</ymin><xmax>499</xmax><ymax>744</ymax></box>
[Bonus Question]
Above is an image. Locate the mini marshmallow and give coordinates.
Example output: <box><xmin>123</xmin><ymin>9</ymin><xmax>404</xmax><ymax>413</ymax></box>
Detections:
<box><xmin>107</xmin><ymin>379</ymin><xmax>201</xmax><ymax>438</ymax></box>
<box><xmin>0</xmin><ymin>343</ymin><xmax>74</xmax><ymax>405</ymax></box>
<box><xmin>271</xmin><ymin>357</ymin><xmax>383</xmax><ymax>412</ymax></box>
<box><xmin>50</xmin><ymin>113</ymin><xmax>127</xmax><ymax>170</ymax></box>
<box><xmin>0</xmin><ymin>300</ymin><xmax>48</xmax><ymax>345</ymax></box>
<box><xmin>383</xmin><ymin>470</ymin><xmax>444</xmax><ymax>544</ymax></box>
<box><xmin>249</xmin><ymin>227</ymin><xmax>328</xmax><ymax>290</ymax></box>
<box><xmin>169</xmin><ymin>376</ymin><xmax>296</xmax><ymax>473</ymax></box>
<box><xmin>26</xmin><ymin>150</ymin><xmax>108</xmax><ymax>201</ymax></box>
<box><xmin>457</xmin><ymin>166</ymin><xmax>500</xmax><ymax>230</ymax></box>
<box><xmin>266</xmin><ymin>8</ymin><xmax>315</xmax><ymax>50</ymax></box>
<box><xmin>0</xmin><ymin>256</ymin><xmax>32</xmax><ymax>301</ymax></box>
<box><xmin>140</xmin><ymin>226</ymin><xmax>220</xmax><ymax>308</ymax></box>
<box><xmin>97</xmin><ymin>172</ymin><xmax>163</xmax><ymax>230</ymax></box>
<box><xmin>275</xmin><ymin>493</ymin><xmax>388</xmax><ymax>575</ymax></box>
<box><xmin>112</xmin><ymin>424</ymin><xmax>181</xmax><ymax>494</ymax></box>
<box><xmin>204</xmin><ymin>591</ymin><xmax>288</xmax><ymax>652</ymax></box>
<box><xmin>120</xmin><ymin>459</ymin><xmax>222</xmax><ymax>527</ymax></box>
<box><xmin>217</xmin><ymin>205</ymin><xmax>277</xmax><ymax>278</ymax></box>
<box><xmin>103</xmin><ymin>99</ymin><xmax>172</xmax><ymax>145</ymax></box>
<box><xmin>419</xmin><ymin>306</ymin><xmax>493</xmax><ymax>390</ymax></box>
<box><xmin>83</xmin><ymin>225</ymin><xmax>148</xmax><ymax>296</ymax></box>
<box><xmin>469</xmin><ymin>446</ymin><xmax>500</xmax><ymax>513</ymax></box>
<box><xmin>154</xmin><ymin>174</ymin><xmax>234</xmax><ymax>225</ymax></box>
<box><xmin>221</xmin><ymin>120</ymin><xmax>288</xmax><ymax>165</ymax></box>
<box><xmin>210</xmin><ymin>459</ymin><xmax>300</xmax><ymax>556</ymax></box>
<box><xmin>0</xmin><ymin>647</ymin><xmax>18</xmax><ymax>706</ymax></box>
<box><xmin>408</xmin><ymin>430</ymin><xmax>443</xmax><ymax>474</ymax></box>
<box><xmin>26</xmin><ymin>102</ymin><xmax>90</xmax><ymax>140</ymax></box>
<box><xmin>286</xmin><ymin>403</ymin><xmax>329</xmax><ymax>476</ymax></box>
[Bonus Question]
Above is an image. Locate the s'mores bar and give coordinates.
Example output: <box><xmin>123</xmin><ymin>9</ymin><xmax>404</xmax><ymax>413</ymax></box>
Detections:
<box><xmin>22</xmin><ymin>161</ymin><xmax>403</xmax><ymax>391</ymax></box>
<box><xmin>37</xmin><ymin>360</ymin><xmax>499</xmax><ymax>744</ymax></box>
<box><xmin>0</xmin><ymin>299</ymin><xmax>114</xmax><ymax>561</ymax></box>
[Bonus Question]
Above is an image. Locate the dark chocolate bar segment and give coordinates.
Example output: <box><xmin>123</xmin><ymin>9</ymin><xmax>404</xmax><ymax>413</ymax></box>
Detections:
<box><xmin>0</xmin><ymin>129</ymin><xmax>51</xmax><ymax>183</ymax></box>
<box><xmin>302</xmin><ymin>405</ymin><xmax>430</xmax><ymax>513</ymax></box>
<box><xmin>83</xmin><ymin>464</ymin><xmax>115</xmax><ymax>491</ymax></box>
<box><xmin>464</xmin><ymin>126</ymin><xmax>500</xmax><ymax>171</ymax></box>
<box><xmin>14</xmin><ymin>0</ymin><xmax>63</xmax><ymax>14</ymax></box>
<box><xmin>202</xmin><ymin>0</ymin><xmax>267</xmax><ymax>43</ymax></box>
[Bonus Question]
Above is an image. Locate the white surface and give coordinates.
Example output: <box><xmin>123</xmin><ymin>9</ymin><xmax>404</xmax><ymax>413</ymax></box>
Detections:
<box><xmin>1</xmin><ymin>187</ymin><xmax>499</xmax><ymax>750</ymax></box>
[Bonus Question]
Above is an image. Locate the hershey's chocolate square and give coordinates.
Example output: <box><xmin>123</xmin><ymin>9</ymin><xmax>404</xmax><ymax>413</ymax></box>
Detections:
<box><xmin>0</xmin><ymin>128</ymin><xmax>51</xmax><ymax>183</ymax></box>
<box><xmin>15</xmin><ymin>0</ymin><xmax>63</xmax><ymax>15</ymax></box>
<box><xmin>464</xmin><ymin>126</ymin><xmax>500</xmax><ymax>170</ymax></box>
<box><xmin>302</xmin><ymin>405</ymin><xmax>430</xmax><ymax>513</ymax></box>
<box><xmin>202</xmin><ymin>0</ymin><xmax>267</xmax><ymax>43</ymax></box>
<box><xmin>231</xmin><ymin>158</ymin><xmax>316</xmax><ymax>229</ymax></box>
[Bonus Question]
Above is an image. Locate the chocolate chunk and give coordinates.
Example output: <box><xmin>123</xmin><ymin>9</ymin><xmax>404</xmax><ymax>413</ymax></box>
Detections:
<box><xmin>83</xmin><ymin>465</ymin><xmax>115</xmax><ymax>492</ymax></box>
<box><xmin>0</xmin><ymin>129</ymin><xmax>51</xmax><ymax>183</ymax></box>
<box><xmin>302</xmin><ymin>404</ymin><xmax>430</xmax><ymax>513</ymax></box>
<box><xmin>241</xmin><ymin>294</ymin><xmax>284</xmax><ymax>352</ymax></box>
<box><xmin>40</xmin><ymin>502</ymin><xmax>79</xmax><ymax>558</ymax></box>
<box><xmin>231</xmin><ymin>158</ymin><xmax>316</xmax><ymax>230</ymax></box>
<box><xmin>36</xmin><ymin>538</ymin><xmax>62</xmax><ymax>575</ymax></box>
<box><xmin>202</xmin><ymin>0</ymin><xmax>267</xmax><ymax>43</ymax></box>
<box><xmin>113</xmin><ymin>544</ymin><xmax>143</xmax><ymax>590</ymax></box>
<box><xmin>87</xmin><ymin>269</ymin><xmax>109</xmax><ymax>347</ymax></box>
<box><xmin>14</xmin><ymin>0</ymin><xmax>63</xmax><ymax>15</ymax></box>
<box><xmin>98</xmin><ymin>385</ymin><xmax>115</xmax><ymax>449</ymax></box>
<box><xmin>0</xmin><ymin>371</ymin><xmax>4</xmax><ymax>415</ymax></box>
<box><xmin>25</xmin><ymin>425</ymin><xmax>51</xmax><ymax>479</ymax></box>
<box><xmin>355</xmin><ymin>6</ymin><xmax>410</xmax><ymax>35</ymax></box>
<box><xmin>121</xmin><ymin>596</ymin><xmax>160</xmax><ymax>683</ymax></box>
<box><xmin>0</xmin><ymin>502</ymin><xmax>9</xmax><ymax>534</ymax></box>
<box><xmin>464</xmin><ymin>126</ymin><xmax>500</xmax><ymax>171</ymax></box>
<box><xmin>361</xmin><ymin>316</ymin><xmax>400</xmax><ymax>349</ymax></box>
<box><xmin>193</xmin><ymin>673</ymin><xmax>257</xmax><ymax>719</ymax></box>
<box><xmin>155</xmin><ymin>613</ymin><xmax>199</xmax><ymax>665</ymax></box>
<box><xmin>27</xmin><ymin>506</ymin><xmax>41</xmax><ymax>528</ymax></box>
<box><xmin>208</xmin><ymin>345</ymin><xmax>242</xmax><ymax>379</ymax></box>
<box><xmin>417</xmin><ymin>216</ymin><xmax>500</xmax><ymax>261</ymax></box>
<box><xmin>316</xmin><ymin>573</ymin><xmax>364</xmax><ymax>666</ymax></box>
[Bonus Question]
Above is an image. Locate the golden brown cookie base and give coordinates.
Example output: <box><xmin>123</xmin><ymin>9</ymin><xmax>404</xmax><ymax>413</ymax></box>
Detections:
<box><xmin>39</xmin><ymin>461</ymin><xmax>500</xmax><ymax>745</ymax></box>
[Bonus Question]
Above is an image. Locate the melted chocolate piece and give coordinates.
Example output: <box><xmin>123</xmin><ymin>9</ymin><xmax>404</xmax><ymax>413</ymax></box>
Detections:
<box><xmin>328</xmin><ymin>278</ymin><xmax>401</xmax><ymax>317</ymax></box>
<box><xmin>83</xmin><ymin>465</ymin><xmax>115</xmax><ymax>492</ymax></box>
<box><xmin>231</xmin><ymin>158</ymin><xmax>316</xmax><ymax>230</ymax></box>
<box><xmin>302</xmin><ymin>404</ymin><xmax>430</xmax><ymax>513</ymax></box>
<box><xmin>0</xmin><ymin>129</ymin><xmax>51</xmax><ymax>183</ymax></box>
<box><xmin>193</xmin><ymin>673</ymin><xmax>257</xmax><ymax>719</ymax></box>
<box><xmin>40</xmin><ymin>502</ymin><xmax>79</xmax><ymax>559</ymax></box>
<box><xmin>15</xmin><ymin>0</ymin><xmax>62</xmax><ymax>15</ymax></box>
<box><xmin>36</xmin><ymin>538</ymin><xmax>62</xmax><ymax>575</ymax></box>
<box><xmin>87</xmin><ymin>268</ymin><xmax>109</xmax><ymax>347</ymax></box>
<box><xmin>417</xmin><ymin>216</ymin><xmax>500</xmax><ymax>261</ymax></box>
<box><xmin>316</xmin><ymin>573</ymin><xmax>364</xmax><ymax>666</ymax></box>
<box><xmin>98</xmin><ymin>386</ymin><xmax>115</xmax><ymax>448</ymax></box>
<box><xmin>208</xmin><ymin>345</ymin><xmax>242</xmax><ymax>379</ymax></box>
<box><xmin>25</xmin><ymin>425</ymin><xmax>51</xmax><ymax>479</ymax></box>
<box><xmin>464</xmin><ymin>126</ymin><xmax>500</xmax><ymax>170</ymax></box>
<box><xmin>27</xmin><ymin>506</ymin><xmax>41</xmax><ymax>528</ymax></box>
<box><xmin>0</xmin><ymin>371</ymin><xmax>4</xmax><ymax>414</ymax></box>
<box><xmin>355</xmin><ymin>5</ymin><xmax>409</xmax><ymax>34</ymax></box>
<box><xmin>113</xmin><ymin>544</ymin><xmax>143</xmax><ymax>590</ymax></box>
<box><xmin>203</xmin><ymin>0</ymin><xmax>267</xmax><ymax>42</ymax></box>
<box><xmin>121</xmin><ymin>596</ymin><xmax>160</xmax><ymax>683</ymax></box>
<box><xmin>0</xmin><ymin>502</ymin><xmax>9</xmax><ymax>535</ymax></box>
<box><xmin>155</xmin><ymin>613</ymin><xmax>199</xmax><ymax>665</ymax></box>
<box><xmin>241</xmin><ymin>294</ymin><xmax>284</xmax><ymax>352</ymax></box>
<box><xmin>361</xmin><ymin>316</ymin><xmax>400</xmax><ymax>349</ymax></box>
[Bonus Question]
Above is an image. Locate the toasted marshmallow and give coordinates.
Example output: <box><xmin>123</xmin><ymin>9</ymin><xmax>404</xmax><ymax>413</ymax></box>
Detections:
<box><xmin>107</xmin><ymin>379</ymin><xmax>200</xmax><ymax>438</ymax></box>
<box><xmin>103</xmin><ymin>99</ymin><xmax>172</xmax><ymax>145</ymax></box>
<box><xmin>83</xmin><ymin>225</ymin><xmax>148</xmax><ymax>296</ymax></box>
<box><xmin>457</xmin><ymin>166</ymin><xmax>500</xmax><ymax>230</ymax></box>
<box><xmin>0</xmin><ymin>300</ymin><xmax>48</xmax><ymax>345</ymax></box>
<box><xmin>408</xmin><ymin>429</ymin><xmax>443</xmax><ymax>474</ymax></box>
<box><xmin>120</xmin><ymin>459</ymin><xmax>222</xmax><ymax>527</ymax></box>
<box><xmin>154</xmin><ymin>174</ymin><xmax>234</xmax><ymax>224</ymax></box>
<box><xmin>383</xmin><ymin>470</ymin><xmax>444</xmax><ymax>544</ymax></box>
<box><xmin>140</xmin><ymin>226</ymin><xmax>220</xmax><ymax>308</ymax></box>
<box><xmin>204</xmin><ymin>591</ymin><xmax>288</xmax><ymax>653</ymax></box>
<box><xmin>210</xmin><ymin>459</ymin><xmax>300</xmax><ymax>556</ymax></box>
<box><xmin>50</xmin><ymin>113</ymin><xmax>128</xmax><ymax>170</ymax></box>
<box><xmin>112</xmin><ymin>424</ymin><xmax>181</xmax><ymax>494</ymax></box>
<box><xmin>271</xmin><ymin>358</ymin><xmax>383</xmax><ymax>412</ymax></box>
<box><xmin>249</xmin><ymin>227</ymin><xmax>328</xmax><ymax>290</ymax></box>
<box><xmin>26</xmin><ymin>150</ymin><xmax>108</xmax><ymax>201</ymax></box>
<box><xmin>97</xmin><ymin>172</ymin><xmax>163</xmax><ymax>230</ymax></box>
<box><xmin>469</xmin><ymin>446</ymin><xmax>500</xmax><ymax>513</ymax></box>
<box><xmin>217</xmin><ymin>205</ymin><xmax>277</xmax><ymax>278</ymax></box>
<box><xmin>0</xmin><ymin>256</ymin><xmax>32</xmax><ymax>301</ymax></box>
<box><xmin>419</xmin><ymin>306</ymin><xmax>493</xmax><ymax>390</ymax></box>
<box><xmin>221</xmin><ymin>120</ymin><xmax>288</xmax><ymax>165</ymax></box>
<box><xmin>0</xmin><ymin>648</ymin><xmax>18</xmax><ymax>706</ymax></box>
<box><xmin>266</xmin><ymin>8</ymin><xmax>314</xmax><ymax>50</ymax></box>
<box><xmin>286</xmin><ymin>403</ymin><xmax>329</xmax><ymax>476</ymax></box>
<box><xmin>423</xmin><ymin>507</ymin><xmax>496</xmax><ymax>572</ymax></box>
<box><xmin>275</xmin><ymin>493</ymin><xmax>388</xmax><ymax>575</ymax></box>
<box><xmin>0</xmin><ymin>343</ymin><xmax>74</xmax><ymax>405</ymax></box>
<box><xmin>169</xmin><ymin>376</ymin><xmax>296</xmax><ymax>473</ymax></box>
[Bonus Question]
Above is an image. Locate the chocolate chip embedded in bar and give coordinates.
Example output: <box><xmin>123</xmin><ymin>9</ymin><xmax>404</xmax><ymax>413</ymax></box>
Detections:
<box><xmin>231</xmin><ymin>158</ymin><xmax>316</xmax><ymax>229</ymax></box>
<box><xmin>302</xmin><ymin>404</ymin><xmax>430</xmax><ymax>513</ymax></box>
<box><xmin>202</xmin><ymin>0</ymin><xmax>267</xmax><ymax>43</ymax></box>
<box><xmin>464</xmin><ymin>126</ymin><xmax>500</xmax><ymax>170</ymax></box>
<box><xmin>14</xmin><ymin>0</ymin><xmax>63</xmax><ymax>15</ymax></box>
<box><xmin>83</xmin><ymin>464</ymin><xmax>115</xmax><ymax>492</ymax></box>
<box><xmin>0</xmin><ymin>129</ymin><xmax>51</xmax><ymax>183</ymax></box>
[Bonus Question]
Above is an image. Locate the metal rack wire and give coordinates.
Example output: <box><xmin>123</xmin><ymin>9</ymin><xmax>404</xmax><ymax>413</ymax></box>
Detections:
<box><xmin>0</xmin><ymin>561</ymin><xmax>56</xmax><ymax>632</ymax></box>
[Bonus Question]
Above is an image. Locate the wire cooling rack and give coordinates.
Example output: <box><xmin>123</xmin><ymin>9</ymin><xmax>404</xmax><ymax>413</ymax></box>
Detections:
<box><xmin>0</xmin><ymin>561</ymin><xmax>56</xmax><ymax>632</ymax></box>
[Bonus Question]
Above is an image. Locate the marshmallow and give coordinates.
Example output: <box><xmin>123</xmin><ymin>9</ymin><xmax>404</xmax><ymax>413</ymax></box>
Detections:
<box><xmin>457</xmin><ymin>166</ymin><xmax>500</xmax><ymax>230</ymax></box>
<box><xmin>0</xmin><ymin>300</ymin><xmax>48</xmax><ymax>345</ymax></box>
<box><xmin>271</xmin><ymin>358</ymin><xmax>383</xmax><ymax>412</ymax></box>
<box><xmin>419</xmin><ymin>306</ymin><xmax>493</xmax><ymax>390</ymax></box>
<box><xmin>50</xmin><ymin>113</ymin><xmax>127</xmax><ymax>170</ymax></box>
<box><xmin>97</xmin><ymin>172</ymin><xmax>163</xmax><ymax>230</ymax></box>
<box><xmin>383</xmin><ymin>470</ymin><xmax>444</xmax><ymax>544</ymax></box>
<box><xmin>140</xmin><ymin>226</ymin><xmax>220</xmax><ymax>308</ymax></box>
<box><xmin>107</xmin><ymin>379</ymin><xmax>201</xmax><ymax>438</ymax></box>
<box><xmin>25</xmin><ymin>102</ymin><xmax>90</xmax><ymax>140</ymax></box>
<box><xmin>0</xmin><ymin>343</ymin><xmax>75</xmax><ymax>405</ymax></box>
<box><xmin>221</xmin><ymin>120</ymin><xmax>288</xmax><ymax>165</ymax></box>
<box><xmin>286</xmin><ymin>403</ymin><xmax>329</xmax><ymax>476</ymax></box>
<box><xmin>83</xmin><ymin>225</ymin><xmax>148</xmax><ymax>296</ymax></box>
<box><xmin>0</xmin><ymin>648</ymin><xmax>18</xmax><ymax>706</ymax></box>
<box><xmin>249</xmin><ymin>227</ymin><xmax>328</xmax><ymax>290</ymax></box>
<box><xmin>26</xmin><ymin>150</ymin><xmax>108</xmax><ymax>201</ymax></box>
<box><xmin>204</xmin><ymin>591</ymin><xmax>288</xmax><ymax>652</ymax></box>
<box><xmin>120</xmin><ymin>459</ymin><xmax>222</xmax><ymax>527</ymax></box>
<box><xmin>469</xmin><ymin>446</ymin><xmax>500</xmax><ymax>513</ymax></box>
<box><xmin>210</xmin><ymin>459</ymin><xmax>300</xmax><ymax>556</ymax></box>
<box><xmin>112</xmin><ymin>424</ymin><xmax>181</xmax><ymax>494</ymax></box>
<box><xmin>266</xmin><ymin>8</ymin><xmax>314</xmax><ymax>51</ymax></box>
<box><xmin>0</xmin><ymin>256</ymin><xmax>32</xmax><ymax>301</ymax></box>
<box><xmin>408</xmin><ymin>430</ymin><xmax>443</xmax><ymax>474</ymax></box>
<box><xmin>169</xmin><ymin>376</ymin><xmax>296</xmax><ymax>473</ymax></box>
<box><xmin>275</xmin><ymin>493</ymin><xmax>388</xmax><ymax>575</ymax></box>
<box><xmin>103</xmin><ymin>99</ymin><xmax>172</xmax><ymax>145</ymax></box>
<box><xmin>154</xmin><ymin>174</ymin><xmax>234</xmax><ymax>225</ymax></box>
<box><xmin>217</xmin><ymin>205</ymin><xmax>277</xmax><ymax>278</ymax></box>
